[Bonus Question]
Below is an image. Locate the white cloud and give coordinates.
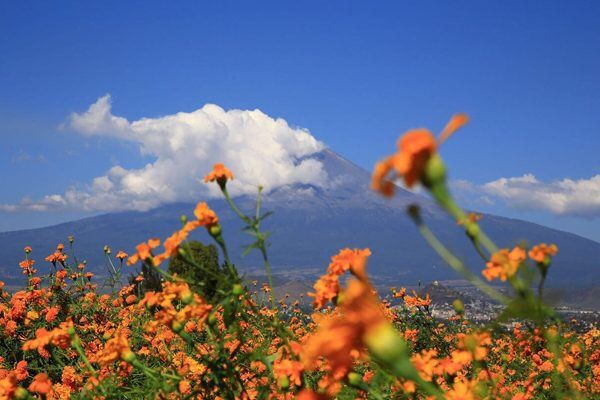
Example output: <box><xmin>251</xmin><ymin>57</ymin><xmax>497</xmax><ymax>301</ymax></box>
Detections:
<box><xmin>3</xmin><ymin>95</ymin><xmax>327</xmax><ymax>213</ymax></box>
<box><xmin>452</xmin><ymin>174</ymin><xmax>600</xmax><ymax>218</ymax></box>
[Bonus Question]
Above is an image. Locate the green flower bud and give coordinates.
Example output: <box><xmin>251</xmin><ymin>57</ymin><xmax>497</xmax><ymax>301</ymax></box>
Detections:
<box><xmin>181</xmin><ymin>289</ymin><xmax>194</xmax><ymax>304</ymax></box>
<box><xmin>277</xmin><ymin>375</ymin><xmax>290</xmax><ymax>390</ymax></box>
<box><xmin>121</xmin><ymin>349</ymin><xmax>137</xmax><ymax>363</ymax></box>
<box><xmin>453</xmin><ymin>299</ymin><xmax>464</xmax><ymax>315</ymax></box>
<box><xmin>364</xmin><ymin>323</ymin><xmax>408</xmax><ymax>366</ymax></box>
<box><xmin>180</xmin><ymin>215</ymin><xmax>188</xmax><ymax>224</ymax></box>
<box><xmin>232</xmin><ymin>284</ymin><xmax>244</xmax><ymax>296</ymax></box>
<box><xmin>208</xmin><ymin>314</ymin><xmax>217</xmax><ymax>326</ymax></box>
<box><xmin>171</xmin><ymin>321</ymin><xmax>184</xmax><ymax>333</ymax></box>
<box><xmin>423</xmin><ymin>154</ymin><xmax>447</xmax><ymax>187</ymax></box>
<box><xmin>14</xmin><ymin>387</ymin><xmax>29</xmax><ymax>400</ymax></box>
<box><xmin>209</xmin><ymin>224</ymin><xmax>222</xmax><ymax>237</ymax></box>
<box><xmin>347</xmin><ymin>372</ymin><xmax>363</xmax><ymax>387</ymax></box>
<box><xmin>466</xmin><ymin>222</ymin><xmax>480</xmax><ymax>238</ymax></box>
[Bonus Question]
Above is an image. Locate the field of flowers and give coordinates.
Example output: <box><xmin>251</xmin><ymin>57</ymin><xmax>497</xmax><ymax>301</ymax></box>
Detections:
<box><xmin>0</xmin><ymin>115</ymin><xmax>598</xmax><ymax>399</ymax></box>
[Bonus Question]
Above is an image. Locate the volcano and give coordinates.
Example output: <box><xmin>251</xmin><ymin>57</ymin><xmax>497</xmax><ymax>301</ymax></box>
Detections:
<box><xmin>0</xmin><ymin>149</ymin><xmax>598</xmax><ymax>287</ymax></box>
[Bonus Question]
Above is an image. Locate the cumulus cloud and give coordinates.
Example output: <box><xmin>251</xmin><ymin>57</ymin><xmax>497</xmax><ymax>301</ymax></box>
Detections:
<box><xmin>3</xmin><ymin>94</ymin><xmax>327</xmax><ymax>212</ymax></box>
<box><xmin>452</xmin><ymin>174</ymin><xmax>600</xmax><ymax>218</ymax></box>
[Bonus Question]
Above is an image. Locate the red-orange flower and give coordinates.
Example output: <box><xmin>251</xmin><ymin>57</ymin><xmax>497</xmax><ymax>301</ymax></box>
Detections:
<box><xmin>96</xmin><ymin>330</ymin><xmax>135</xmax><ymax>366</ymax></box>
<box><xmin>372</xmin><ymin>114</ymin><xmax>469</xmax><ymax>191</ymax></box>
<box><xmin>309</xmin><ymin>248</ymin><xmax>371</xmax><ymax>309</ymax></box>
<box><xmin>392</xmin><ymin>128</ymin><xmax>438</xmax><ymax>188</ymax></box>
<box><xmin>29</xmin><ymin>373</ymin><xmax>53</xmax><ymax>396</ymax></box>
<box><xmin>193</xmin><ymin>202</ymin><xmax>219</xmax><ymax>228</ymax></box>
<box><xmin>302</xmin><ymin>279</ymin><xmax>387</xmax><ymax>380</ymax></box>
<box><xmin>127</xmin><ymin>238</ymin><xmax>160</xmax><ymax>266</ymax></box>
<box><xmin>204</xmin><ymin>163</ymin><xmax>234</xmax><ymax>187</ymax></box>
<box><xmin>370</xmin><ymin>157</ymin><xmax>396</xmax><ymax>197</ymax></box>
<box><xmin>528</xmin><ymin>243</ymin><xmax>558</xmax><ymax>264</ymax></box>
<box><xmin>482</xmin><ymin>246</ymin><xmax>526</xmax><ymax>281</ymax></box>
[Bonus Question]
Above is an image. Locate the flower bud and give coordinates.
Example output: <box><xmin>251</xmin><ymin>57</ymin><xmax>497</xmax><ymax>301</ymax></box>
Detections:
<box><xmin>171</xmin><ymin>321</ymin><xmax>184</xmax><ymax>333</ymax></box>
<box><xmin>232</xmin><ymin>284</ymin><xmax>244</xmax><ymax>296</ymax></box>
<box><xmin>180</xmin><ymin>215</ymin><xmax>188</xmax><ymax>224</ymax></box>
<box><xmin>278</xmin><ymin>375</ymin><xmax>290</xmax><ymax>389</ymax></box>
<box><xmin>347</xmin><ymin>372</ymin><xmax>363</xmax><ymax>387</ymax></box>
<box><xmin>14</xmin><ymin>387</ymin><xmax>29</xmax><ymax>400</ymax></box>
<box><xmin>422</xmin><ymin>154</ymin><xmax>447</xmax><ymax>187</ymax></box>
<box><xmin>453</xmin><ymin>299</ymin><xmax>464</xmax><ymax>315</ymax></box>
<box><xmin>121</xmin><ymin>349</ymin><xmax>137</xmax><ymax>363</ymax></box>
<box><xmin>466</xmin><ymin>222</ymin><xmax>480</xmax><ymax>239</ymax></box>
<box><xmin>180</xmin><ymin>289</ymin><xmax>194</xmax><ymax>304</ymax></box>
<box><xmin>208</xmin><ymin>314</ymin><xmax>217</xmax><ymax>326</ymax></box>
<box><xmin>364</xmin><ymin>323</ymin><xmax>408</xmax><ymax>365</ymax></box>
<box><xmin>209</xmin><ymin>224</ymin><xmax>222</xmax><ymax>237</ymax></box>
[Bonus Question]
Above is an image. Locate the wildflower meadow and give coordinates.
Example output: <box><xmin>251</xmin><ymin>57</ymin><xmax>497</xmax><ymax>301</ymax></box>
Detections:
<box><xmin>0</xmin><ymin>115</ymin><xmax>598</xmax><ymax>399</ymax></box>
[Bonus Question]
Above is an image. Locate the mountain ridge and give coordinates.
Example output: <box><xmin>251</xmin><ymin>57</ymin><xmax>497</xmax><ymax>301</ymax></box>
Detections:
<box><xmin>1</xmin><ymin>149</ymin><xmax>598</xmax><ymax>287</ymax></box>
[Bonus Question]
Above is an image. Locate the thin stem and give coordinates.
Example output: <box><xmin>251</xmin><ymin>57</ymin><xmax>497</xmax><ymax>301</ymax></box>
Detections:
<box><xmin>415</xmin><ymin>221</ymin><xmax>509</xmax><ymax>304</ymax></box>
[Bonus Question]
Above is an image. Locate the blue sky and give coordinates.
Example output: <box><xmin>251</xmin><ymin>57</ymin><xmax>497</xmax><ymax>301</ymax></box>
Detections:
<box><xmin>1</xmin><ymin>1</ymin><xmax>599</xmax><ymax>241</ymax></box>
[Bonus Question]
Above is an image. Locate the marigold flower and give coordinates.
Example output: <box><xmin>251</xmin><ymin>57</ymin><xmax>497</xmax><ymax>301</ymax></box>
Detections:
<box><xmin>29</xmin><ymin>373</ymin><xmax>53</xmax><ymax>396</ymax></box>
<box><xmin>204</xmin><ymin>163</ymin><xmax>234</xmax><ymax>187</ymax></box>
<box><xmin>528</xmin><ymin>243</ymin><xmax>558</xmax><ymax>264</ymax></box>
<box><xmin>372</xmin><ymin>114</ymin><xmax>468</xmax><ymax>191</ymax></box>
<box><xmin>371</xmin><ymin>157</ymin><xmax>396</xmax><ymax>197</ymax></box>
<box><xmin>482</xmin><ymin>246</ymin><xmax>526</xmax><ymax>281</ymax></box>
<box><xmin>309</xmin><ymin>248</ymin><xmax>372</xmax><ymax>309</ymax></box>
<box><xmin>193</xmin><ymin>202</ymin><xmax>219</xmax><ymax>228</ymax></box>
<box><xmin>22</xmin><ymin>321</ymin><xmax>73</xmax><ymax>358</ymax></box>
<box><xmin>154</xmin><ymin>229</ymin><xmax>189</xmax><ymax>266</ymax></box>
<box><xmin>392</xmin><ymin>128</ymin><xmax>438</xmax><ymax>188</ymax></box>
<box><xmin>328</xmin><ymin>248</ymin><xmax>371</xmax><ymax>280</ymax></box>
<box><xmin>116</xmin><ymin>250</ymin><xmax>128</xmax><ymax>260</ymax></box>
<box><xmin>96</xmin><ymin>330</ymin><xmax>135</xmax><ymax>366</ymax></box>
<box><xmin>302</xmin><ymin>279</ymin><xmax>386</xmax><ymax>380</ymax></box>
<box><xmin>273</xmin><ymin>358</ymin><xmax>304</xmax><ymax>387</ymax></box>
<box><xmin>127</xmin><ymin>238</ymin><xmax>160</xmax><ymax>265</ymax></box>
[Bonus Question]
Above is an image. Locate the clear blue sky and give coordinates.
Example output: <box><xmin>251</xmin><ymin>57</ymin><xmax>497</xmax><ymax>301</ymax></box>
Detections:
<box><xmin>1</xmin><ymin>1</ymin><xmax>599</xmax><ymax>240</ymax></box>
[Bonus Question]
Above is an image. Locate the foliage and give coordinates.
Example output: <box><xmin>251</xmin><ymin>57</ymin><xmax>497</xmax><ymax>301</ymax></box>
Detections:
<box><xmin>167</xmin><ymin>241</ymin><xmax>224</xmax><ymax>301</ymax></box>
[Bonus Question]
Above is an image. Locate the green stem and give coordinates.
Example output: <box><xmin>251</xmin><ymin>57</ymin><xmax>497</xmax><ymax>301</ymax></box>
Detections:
<box><xmin>415</xmin><ymin>221</ymin><xmax>509</xmax><ymax>304</ymax></box>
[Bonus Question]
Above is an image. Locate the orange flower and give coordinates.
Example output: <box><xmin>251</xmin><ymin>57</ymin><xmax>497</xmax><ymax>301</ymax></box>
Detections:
<box><xmin>302</xmin><ymin>279</ymin><xmax>386</xmax><ymax>380</ymax></box>
<box><xmin>127</xmin><ymin>238</ymin><xmax>160</xmax><ymax>266</ymax></box>
<box><xmin>328</xmin><ymin>248</ymin><xmax>371</xmax><ymax>281</ymax></box>
<box><xmin>193</xmin><ymin>202</ymin><xmax>219</xmax><ymax>228</ymax></box>
<box><xmin>96</xmin><ymin>330</ymin><xmax>135</xmax><ymax>366</ymax></box>
<box><xmin>445</xmin><ymin>379</ymin><xmax>477</xmax><ymax>400</ymax></box>
<box><xmin>372</xmin><ymin>114</ymin><xmax>468</xmax><ymax>191</ymax></box>
<box><xmin>116</xmin><ymin>250</ymin><xmax>128</xmax><ymax>260</ymax></box>
<box><xmin>0</xmin><ymin>373</ymin><xmax>18</xmax><ymax>399</ymax></box>
<box><xmin>528</xmin><ymin>243</ymin><xmax>558</xmax><ymax>264</ymax></box>
<box><xmin>482</xmin><ymin>246</ymin><xmax>526</xmax><ymax>281</ymax></box>
<box><xmin>154</xmin><ymin>229</ymin><xmax>189</xmax><ymax>266</ymax></box>
<box><xmin>204</xmin><ymin>163</ymin><xmax>234</xmax><ymax>187</ymax></box>
<box><xmin>22</xmin><ymin>321</ymin><xmax>73</xmax><ymax>358</ymax></box>
<box><xmin>296</xmin><ymin>389</ymin><xmax>329</xmax><ymax>400</ymax></box>
<box><xmin>309</xmin><ymin>273</ymin><xmax>340</xmax><ymax>309</ymax></box>
<box><xmin>309</xmin><ymin>248</ymin><xmax>372</xmax><ymax>309</ymax></box>
<box><xmin>273</xmin><ymin>358</ymin><xmax>304</xmax><ymax>387</ymax></box>
<box><xmin>404</xmin><ymin>291</ymin><xmax>432</xmax><ymax>309</ymax></box>
<box><xmin>29</xmin><ymin>373</ymin><xmax>53</xmax><ymax>396</ymax></box>
<box><xmin>370</xmin><ymin>157</ymin><xmax>396</xmax><ymax>197</ymax></box>
<box><xmin>392</xmin><ymin>128</ymin><xmax>438</xmax><ymax>187</ymax></box>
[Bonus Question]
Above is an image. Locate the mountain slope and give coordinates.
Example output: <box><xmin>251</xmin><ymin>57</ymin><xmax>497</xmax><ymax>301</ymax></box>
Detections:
<box><xmin>1</xmin><ymin>149</ymin><xmax>598</xmax><ymax>287</ymax></box>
